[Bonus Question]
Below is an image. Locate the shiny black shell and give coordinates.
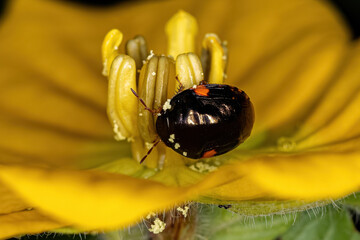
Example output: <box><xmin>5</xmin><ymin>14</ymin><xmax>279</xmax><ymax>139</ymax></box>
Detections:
<box><xmin>156</xmin><ymin>84</ymin><xmax>254</xmax><ymax>159</ymax></box>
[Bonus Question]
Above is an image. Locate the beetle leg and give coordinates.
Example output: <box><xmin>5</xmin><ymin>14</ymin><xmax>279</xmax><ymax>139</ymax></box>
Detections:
<box><xmin>140</xmin><ymin>138</ymin><xmax>161</xmax><ymax>164</ymax></box>
<box><xmin>175</xmin><ymin>75</ymin><xmax>185</xmax><ymax>93</ymax></box>
<box><xmin>130</xmin><ymin>88</ymin><xmax>160</xmax><ymax>114</ymax></box>
<box><xmin>153</xmin><ymin>107</ymin><xmax>162</xmax><ymax>114</ymax></box>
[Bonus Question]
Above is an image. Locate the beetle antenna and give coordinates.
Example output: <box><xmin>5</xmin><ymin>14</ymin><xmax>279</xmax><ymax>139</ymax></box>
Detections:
<box><xmin>130</xmin><ymin>88</ymin><xmax>159</xmax><ymax>114</ymax></box>
<box><xmin>140</xmin><ymin>139</ymin><xmax>161</xmax><ymax>164</ymax></box>
<box><xmin>175</xmin><ymin>76</ymin><xmax>185</xmax><ymax>93</ymax></box>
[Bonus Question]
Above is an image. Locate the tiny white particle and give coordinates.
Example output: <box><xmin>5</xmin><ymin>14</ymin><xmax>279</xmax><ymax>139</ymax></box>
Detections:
<box><xmin>174</xmin><ymin>143</ymin><xmax>180</xmax><ymax>149</ymax></box>
<box><xmin>146</xmin><ymin>212</ymin><xmax>156</xmax><ymax>219</ymax></box>
<box><xmin>192</xmin><ymin>85</ymin><xmax>197</xmax><ymax>89</ymax></box>
<box><xmin>177</xmin><ymin>206</ymin><xmax>189</xmax><ymax>217</ymax></box>
<box><xmin>114</xmin><ymin>46</ymin><xmax>118</xmax><ymax>50</ymax></box>
<box><xmin>147</xmin><ymin>50</ymin><xmax>155</xmax><ymax>60</ymax></box>
<box><xmin>145</xmin><ymin>142</ymin><xmax>153</xmax><ymax>149</ymax></box>
<box><xmin>170</xmin><ymin>134</ymin><xmax>175</xmax><ymax>139</ymax></box>
<box><xmin>148</xmin><ymin>218</ymin><xmax>166</xmax><ymax>234</ymax></box>
<box><xmin>112</xmin><ymin>120</ymin><xmax>125</xmax><ymax>141</ymax></box>
<box><xmin>152</xmin><ymin>72</ymin><xmax>156</xmax><ymax>76</ymax></box>
<box><xmin>162</xmin><ymin>99</ymin><xmax>172</xmax><ymax>111</ymax></box>
<box><xmin>168</xmin><ymin>138</ymin><xmax>174</xmax><ymax>143</ymax></box>
<box><xmin>157</xmin><ymin>113</ymin><xmax>161</xmax><ymax>116</ymax></box>
<box><xmin>139</xmin><ymin>113</ymin><xmax>143</xmax><ymax>116</ymax></box>
<box><xmin>183</xmin><ymin>152</ymin><xmax>187</xmax><ymax>156</ymax></box>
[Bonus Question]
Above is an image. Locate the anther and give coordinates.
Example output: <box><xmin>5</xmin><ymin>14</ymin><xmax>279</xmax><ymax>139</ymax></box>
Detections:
<box><xmin>125</xmin><ymin>35</ymin><xmax>149</xmax><ymax>71</ymax></box>
<box><xmin>137</xmin><ymin>55</ymin><xmax>175</xmax><ymax>143</ymax></box>
<box><xmin>176</xmin><ymin>53</ymin><xmax>204</xmax><ymax>90</ymax></box>
<box><xmin>102</xmin><ymin>29</ymin><xmax>123</xmax><ymax>76</ymax></box>
<box><xmin>201</xmin><ymin>33</ymin><xmax>227</xmax><ymax>84</ymax></box>
<box><xmin>130</xmin><ymin>88</ymin><xmax>161</xmax><ymax>115</ymax></box>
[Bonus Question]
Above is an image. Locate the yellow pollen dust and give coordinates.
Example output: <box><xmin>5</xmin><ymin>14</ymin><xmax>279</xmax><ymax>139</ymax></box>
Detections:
<box><xmin>177</xmin><ymin>206</ymin><xmax>189</xmax><ymax>217</ymax></box>
<box><xmin>148</xmin><ymin>218</ymin><xmax>166</xmax><ymax>234</ymax></box>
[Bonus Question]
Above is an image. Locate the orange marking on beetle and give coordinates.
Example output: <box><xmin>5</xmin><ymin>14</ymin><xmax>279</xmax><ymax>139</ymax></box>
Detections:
<box><xmin>194</xmin><ymin>85</ymin><xmax>209</xmax><ymax>96</ymax></box>
<box><xmin>202</xmin><ymin>149</ymin><xmax>217</xmax><ymax>158</ymax></box>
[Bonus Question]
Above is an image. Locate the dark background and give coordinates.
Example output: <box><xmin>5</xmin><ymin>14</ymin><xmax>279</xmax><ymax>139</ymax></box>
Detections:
<box><xmin>0</xmin><ymin>0</ymin><xmax>360</xmax><ymax>38</ymax></box>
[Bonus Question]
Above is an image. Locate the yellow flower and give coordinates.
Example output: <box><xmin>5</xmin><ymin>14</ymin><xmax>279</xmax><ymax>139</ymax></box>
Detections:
<box><xmin>0</xmin><ymin>0</ymin><xmax>360</xmax><ymax>238</ymax></box>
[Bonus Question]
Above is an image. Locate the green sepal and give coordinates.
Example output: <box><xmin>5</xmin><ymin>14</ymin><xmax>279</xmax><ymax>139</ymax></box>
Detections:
<box><xmin>195</xmin><ymin>204</ymin><xmax>293</xmax><ymax>240</ymax></box>
<box><xmin>281</xmin><ymin>206</ymin><xmax>360</xmax><ymax>240</ymax></box>
<box><xmin>343</xmin><ymin>192</ymin><xmax>360</xmax><ymax>213</ymax></box>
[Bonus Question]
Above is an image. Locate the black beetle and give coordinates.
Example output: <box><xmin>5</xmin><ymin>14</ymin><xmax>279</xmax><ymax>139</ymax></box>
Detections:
<box><xmin>155</xmin><ymin>84</ymin><xmax>254</xmax><ymax>159</ymax></box>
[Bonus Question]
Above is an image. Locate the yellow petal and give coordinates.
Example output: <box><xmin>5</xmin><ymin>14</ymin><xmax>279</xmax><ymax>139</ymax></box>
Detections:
<box><xmin>0</xmin><ymin>209</ymin><xmax>65</xmax><ymax>239</ymax></box>
<box><xmin>0</xmin><ymin>113</ymin><xmax>131</xmax><ymax>169</ymax></box>
<box><xmin>223</xmin><ymin>0</ymin><xmax>350</xmax><ymax>138</ymax></box>
<box><xmin>199</xmin><ymin>149</ymin><xmax>360</xmax><ymax>201</ymax></box>
<box><xmin>0</xmin><ymin>0</ymin><xmax>132</xmax><ymax>168</ymax></box>
<box><xmin>205</xmin><ymin>38</ymin><xmax>360</xmax><ymax>201</ymax></box>
<box><xmin>0</xmin><ymin>181</ymin><xmax>31</xmax><ymax>215</ymax></box>
<box><xmin>1</xmin><ymin>0</ymin><xmax>360</xmax><ymax>234</ymax></box>
<box><xmin>292</xmin><ymin>40</ymin><xmax>360</xmax><ymax>149</ymax></box>
<box><xmin>242</xmin><ymin>152</ymin><xmax>360</xmax><ymax>200</ymax></box>
<box><xmin>0</xmin><ymin>165</ymin><xmax>195</xmax><ymax>230</ymax></box>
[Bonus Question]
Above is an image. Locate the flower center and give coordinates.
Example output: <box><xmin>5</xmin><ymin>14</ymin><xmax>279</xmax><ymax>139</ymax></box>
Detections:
<box><xmin>101</xmin><ymin>11</ymin><xmax>242</xmax><ymax>170</ymax></box>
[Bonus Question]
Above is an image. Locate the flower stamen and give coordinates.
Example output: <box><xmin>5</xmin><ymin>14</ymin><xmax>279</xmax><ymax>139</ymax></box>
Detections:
<box><xmin>201</xmin><ymin>33</ymin><xmax>228</xmax><ymax>84</ymax></box>
<box><xmin>101</xmin><ymin>29</ymin><xmax>123</xmax><ymax>76</ymax></box>
<box><xmin>107</xmin><ymin>54</ymin><xmax>138</xmax><ymax>141</ymax></box>
<box><xmin>102</xmin><ymin>11</ymin><xmax>233</xmax><ymax>169</ymax></box>
<box><xmin>125</xmin><ymin>35</ymin><xmax>149</xmax><ymax>71</ymax></box>
<box><xmin>166</xmin><ymin>10</ymin><xmax>198</xmax><ymax>59</ymax></box>
<box><xmin>175</xmin><ymin>53</ymin><xmax>204</xmax><ymax>90</ymax></box>
<box><xmin>137</xmin><ymin>55</ymin><xmax>175</xmax><ymax>143</ymax></box>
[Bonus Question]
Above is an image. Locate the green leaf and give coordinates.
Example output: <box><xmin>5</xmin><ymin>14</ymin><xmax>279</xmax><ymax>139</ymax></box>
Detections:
<box><xmin>343</xmin><ymin>193</ymin><xmax>360</xmax><ymax>213</ymax></box>
<box><xmin>281</xmin><ymin>206</ymin><xmax>360</xmax><ymax>240</ymax></box>
<box><xmin>195</xmin><ymin>204</ymin><xmax>293</xmax><ymax>240</ymax></box>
